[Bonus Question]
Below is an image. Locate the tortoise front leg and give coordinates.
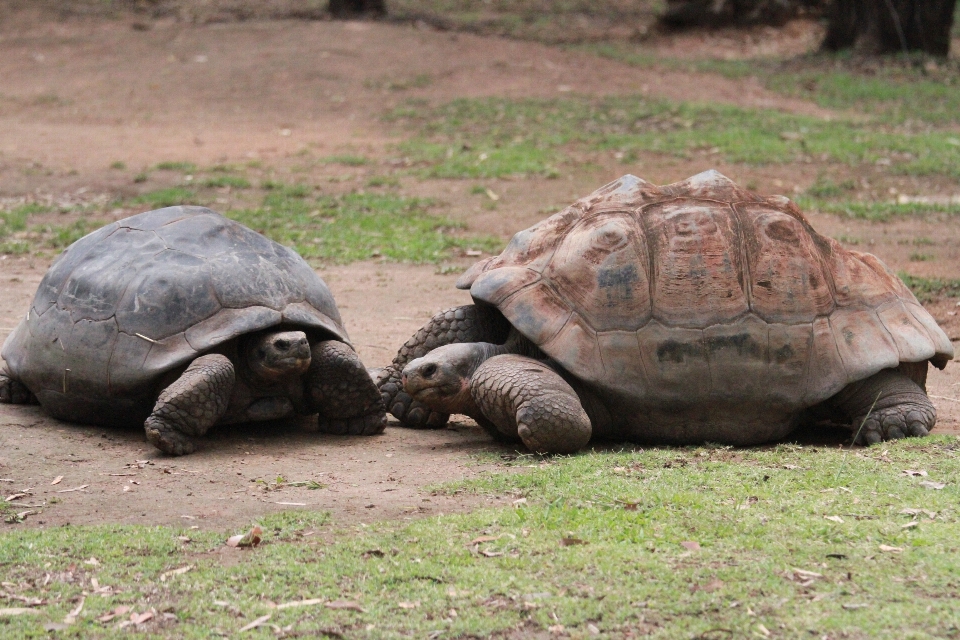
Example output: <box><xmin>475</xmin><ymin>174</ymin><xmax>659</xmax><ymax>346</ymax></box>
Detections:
<box><xmin>306</xmin><ymin>340</ymin><xmax>386</xmax><ymax>436</ymax></box>
<box><xmin>471</xmin><ymin>355</ymin><xmax>592</xmax><ymax>454</ymax></box>
<box><xmin>830</xmin><ymin>368</ymin><xmax>937</xmax><ymax>445</ymax></box>
<box><xmin>144</xmin><ymin>354</ymin><xmax>235</xmax><ymax>456</ymax></box>
<box><xmin>379</xmin><ymin>304</ymin><xmax>509</xmax><ymax>428</ymax></box>
<box><xmin>0</xmin><ymin>367</ymin><xmax>37</xmax><ymax>405</ymax></box>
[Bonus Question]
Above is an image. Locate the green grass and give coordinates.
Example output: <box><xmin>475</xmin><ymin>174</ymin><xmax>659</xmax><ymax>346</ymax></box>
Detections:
<box><xmin>320</xmin><ymin>155</ymin><xmax>371</xmax><ymax>167</ymax></box>
<box><xmin>2</xmin><ymin>437</ymin><xmax>959</xmax><ymax>637</ymax></box>
<box><xmin>766</xmin><ymin>65</ymin><xmax>960</xmax><ymax>127</ymax></box>
<box><xmin>200</xmin><ymin>175</ymin><xmax>251</xmax><ymax>189</ymax></box>
<box><xmin>796</xmin><ymin>197</ymin><xmax>960</xmax><ymax>222</ymax></box>
<box><xmin>131</xmin><ymin>188</ymin><xmax>198</xmax><ymax>209</ymax></box>
<box><xmin>0</xmin><ymin>204</ymin><xmax>49</xmax><ymax>254</ymax></box>
<box><xmin>227</xmin><ymin>188</ymin><xmax>501</xmax><ymax>263</ymax></box>
<box><xmin>389</xmin><ymin>95</ymin><xmax>960</xmax><ymax>178</ymax></box>
<box><xmin>154</xmin><ymin>161</ymin><xmax>198</xmax><ymax>172</ymax></box>
<box><xmin>898</xmin><ymin>273</ymin><xmax>960</xmax><ymax>303</ymax></box>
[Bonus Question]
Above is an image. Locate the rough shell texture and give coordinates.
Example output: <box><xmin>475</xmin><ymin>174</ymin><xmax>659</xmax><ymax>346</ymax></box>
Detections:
<box><xmin>1</xmin><ymin>207</ymin><xmax>347</xmax><ymax>418</ymax></box>
<box><xmin>457</xmin><ymin>171</ymin><xmax>953</xmax><ymax>410</ymax></box>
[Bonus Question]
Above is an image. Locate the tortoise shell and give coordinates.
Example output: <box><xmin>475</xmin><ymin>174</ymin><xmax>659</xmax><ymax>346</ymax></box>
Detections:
<box><xmin>456</xmin><ymin>171</ymin><xmax>953</xmax><ymax>410</ymax></box>
<box><xmin>1</xmin><ymin>206</ymin><xmax>347</xmax><ymax>423</ymax></box>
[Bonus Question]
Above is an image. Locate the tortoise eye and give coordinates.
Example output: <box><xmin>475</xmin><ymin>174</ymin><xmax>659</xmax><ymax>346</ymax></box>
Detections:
<box><xmin>275</xmin><ymin>339</ymin><xmax>290</xmax><ymax>350</ymax></box>
<box><xmin>421</xmin><ymin>363</ymin><xmax>438</xmax><ymax>379</ymax></box>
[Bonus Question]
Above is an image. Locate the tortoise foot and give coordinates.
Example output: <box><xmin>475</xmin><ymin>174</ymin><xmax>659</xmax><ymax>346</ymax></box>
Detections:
<box><xmin>0</xmin><ymin>372</ymin><xmax>36</xmax><ymax>405</ymax></box>
<box><xmin>853</xmin><ymin>403</ymin><xmax>936</xmax><ymax>445</ymax></box>
<box><xmin>144</xmin><ymin>420</ymin><xmax>197</xmax><ymax>456</ymax></box>
<box><xmin>317</xmin><ymin>411</ymin><xmax>387</xmax><ymax>436</ymax></box>
<box><xmin>379</xmin><ymin>371</ymin><xmax>450</xmax><ymax>429</ymax></box>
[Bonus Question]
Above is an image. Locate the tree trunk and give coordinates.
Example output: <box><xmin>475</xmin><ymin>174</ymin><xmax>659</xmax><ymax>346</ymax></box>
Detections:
<box><xmin>822</xmin><ymin>0</ymin><xmax>957</xmax><ymax>56</ymax></box>
<box><xmin>329</xmin><ymin>0</ymin><xmax>385</xmax><ymax>19</ymax></box>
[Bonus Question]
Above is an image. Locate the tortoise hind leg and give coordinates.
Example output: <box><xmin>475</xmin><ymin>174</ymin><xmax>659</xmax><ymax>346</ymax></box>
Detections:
<box><xmin>307</xmin><ymin>340</ymin><xmax>386</xmax><ymax>436</ymax></box>
<box><xmin>379</xmin><ymin>304</ymin><xmax>510</xmax><ymax>429</ymax></box>
<box><xmin>830</xmin><ymin>368</ymin><xmax>936</xmax><ymax>445</ymax></box>
<box><xmin>144</xmin><ymin>354</ymin><xmax>235</xmax><ymax>456</ymax></box>
<box><xmin>472</xmin><ymin>355</ymin><xmax>592</xmax><ymax>454</ymax></box>
<box><xmin>0</xmin><ymin>367</ymin><xmax>37</xmax><ymax>405</ymax></box>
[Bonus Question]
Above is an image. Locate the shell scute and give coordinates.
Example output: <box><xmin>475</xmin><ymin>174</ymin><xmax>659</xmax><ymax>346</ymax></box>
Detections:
<box><xmin>828</xmin><ymin>308</ymin><xmax>901</xmax><ymax>381</ymax></box>
<box><xmin>703</xmin><ymin>315</ymin><xmax>771</xmax><ymax>401</ymax></box>
<box><xmin>647</xmin><ymin>200</ymin><xmax>748</xmax><ymax>327</ymax></box>
<box><xmin>184</xmin><ymin>306</ymin><xmax>282</xmax><ymax>352</ymax></box>
<box><xmin>115</xmin><ymin>250</ymin><xmax>220</xmax><ymax>341</ymax></box>
<box><xmin>637</xmin><ymin>322</ymin><xmax>709</xmax><ymax>403</ymax></box>
<box><xmin>877</xmin><ymin>301</ymin><xmax>937</xmax><ymax>363</ymax></box>
<box><xmin>544</xmin><ymin>214</ymin><xmax>651</xmax><ymax>332</ymax></box>
<box><xmin>59</xmin><ymin>227</ymin><xmax>168</xmax><ymax>324</ymax></box>
<box><xmin>739</xmin><ymin>204</ymin><xmax>834</xmax><ymax>323</ymax></box>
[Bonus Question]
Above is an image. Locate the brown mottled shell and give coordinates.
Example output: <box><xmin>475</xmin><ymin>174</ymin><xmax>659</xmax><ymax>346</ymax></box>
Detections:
<box><xmin>456</xmin><ymin>171</ymin><xmax>954</xmax><ymax>409</ymax></box>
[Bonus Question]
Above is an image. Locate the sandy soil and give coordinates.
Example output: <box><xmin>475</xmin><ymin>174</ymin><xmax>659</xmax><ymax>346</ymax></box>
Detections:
<box><xmin>1</xmin><ymin>12</ymin><xmax>959</xmax><ymax>532</ymax></box>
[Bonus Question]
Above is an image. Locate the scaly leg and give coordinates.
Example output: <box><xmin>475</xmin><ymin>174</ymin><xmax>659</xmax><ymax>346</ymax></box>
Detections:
<box><xmin>144</xmin><ymin>354</ymin><xmax>235</xmax><ymax>456</ymax></box>
<box><xmin>471</xmin><ymin>355</ymin><xmax>592</xmax><ymax>454</ymax></box>
<box><xmin>830</xmin><ymin>367</ymin><xmax>937</xmax><ymax>445</ymax></box>
<box><xmin>379</xmin><ymin>304</ymin><xmax>509</xmax><ymax>428</ymax></box>
<box><xmin>307</xmin><ymin>340</ymin><xmax>386</xmax><ymax>436</ymax></box>
<box><xmin>0</xmin><ymin>367</ymin><xmax>36</xmax><ymax>405</ymax></box>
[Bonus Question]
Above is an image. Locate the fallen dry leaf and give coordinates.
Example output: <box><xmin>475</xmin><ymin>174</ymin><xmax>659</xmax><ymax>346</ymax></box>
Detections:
<box><xmin>226</xmin><ymin>526</ymin><xmax>263</xmax><ymax>548</ymax></box>
<box><xmin>467</xmin><ymin>535</ymin><xmax>502</xmax><ymax>546</ymax></box>
<box><xmin>900</xmin><ymin>521</ymin><xmax>919</xmax><ymax>529</ymax></box>
<box><xmin>842</xmin><ymin>603</ymin><xmax>869</xmax><ymax>610</ymax></box>
<box><xmin>479</xmin><ymin>549</ymin><xmax>503</xmax><ymax>557</ymax></box>
<box><xmin>130</xmin><ymin>611</ymin><xmax>154</xmax><ymax>625</ymax></box>
<box><xmin>919</xmin><ymin>481</ymin><xmax>946</xmax><ymax>490</ymax></box>
<box><xmin>879</xmin><ymin>545</ymin><xmax>904</xmax><ymax>553</ymax></box>
<box><xmin>160</xmin><ymin>565</ymin><xmax>192</xmax><ymax>582</ymax></box>
<box><xmin>51</xmin><ymin>476</ymin><xmax>63</xmax><ymax>485</ymax></box>
<box><xmin>4</xmin><ymin>493</ymin><xmax>27</xmax><ymax>502</ymax></box>
<box><xmin>56</xmin><ymin>485</ymin><xmax>89</xmax><ymax>493</ymax></box>
<box><xmin>238</xmin><ymin>614</ymin><xmax>271</xmax><ymax>632</ymax></box>
<box><xmin>398</xmin><ymin>601</ymin><xmax>420</xmax><ymax>609</ymax></box>
<box><xmin>902</xmin><ymin>469</ymin><xmax>927</xmax><ymax>477</ymax></box>
<box><xmin>824</xmin><ymin>515</ymin><xmax>845</xmax><ymax>523</ymax></box>
<box><xmin>63</xmin><ymin>596</ymin><xmax>85</xmax><ymax>624</ymax></box>
<box><xmin>97</xmin><ymin>606</ymin><xmax>130</xmax><ymax>623</ymax></box>
<box><xmin>325</xmin><ymin>600</ymin><xmax>365</xmax><ymax>613</ymax></box>
<box><xmin>792</xmin><ymin>568</ymin><xmax>823</xmax><ymax>579</ymax></box>
<box><xmin>0</xmin><ymin>608</ymin><xmax>40</xmax><ymax>616</ymax></box>
<box><xmin>274</xmin><ymin>598</ymin><xmax>324</xmax><ymax>610</ymax></box>
<box><xmin>680</xmin><ymin>541</ymin><xmax>700</xmax><ymax>551</ymax></box>
<box><xmin>560</xmin><ymin>537</ymin><xmax>588</xmax><ymax>547</ymax></box>
<box><xmin>900</xmin><ymin>508</ymin><xmax>937</xmax><ymax>519</ymax></box>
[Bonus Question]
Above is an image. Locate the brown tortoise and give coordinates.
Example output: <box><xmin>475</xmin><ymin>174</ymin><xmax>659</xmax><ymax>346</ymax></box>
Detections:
<box><xmin>379</xmin><ymin>171</ymin><xmax>954</xmax><ymax>454</ymax></box>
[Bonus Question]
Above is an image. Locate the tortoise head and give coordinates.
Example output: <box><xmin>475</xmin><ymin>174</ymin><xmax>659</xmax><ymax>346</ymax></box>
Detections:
<box><xmin>402</xmin><ymin>343</ymin><xmax>498</xmax><ymax>416</ymax></box>
<box><xmin>245</xmin><ymin>330</ymin><xmax>312</xmax><ymax>382</ymax></box>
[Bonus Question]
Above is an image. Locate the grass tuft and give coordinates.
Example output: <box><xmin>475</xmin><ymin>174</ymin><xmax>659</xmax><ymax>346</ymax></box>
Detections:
<box><xmin>131</xmin><ymin>188</ymin><xmax>198</xmax><ymax>209</ymax></box>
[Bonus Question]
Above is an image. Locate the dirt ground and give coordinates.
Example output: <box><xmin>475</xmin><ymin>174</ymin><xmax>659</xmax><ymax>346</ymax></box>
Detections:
<box><xmin>1</xmin><ymin>12</ymin><xmax>959</xmax><ymax>532</ymax></box>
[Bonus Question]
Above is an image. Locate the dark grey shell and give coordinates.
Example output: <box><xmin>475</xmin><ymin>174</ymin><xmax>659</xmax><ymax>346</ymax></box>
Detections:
<box><xmin>1</xmin><ymin>206</ymin><xmax>347</xmax><ymax>423</ymax></box>
<box><xmin>456</xmin><ymin>171</ymin><xmax>954</xmax><ymax>412</ymax></box>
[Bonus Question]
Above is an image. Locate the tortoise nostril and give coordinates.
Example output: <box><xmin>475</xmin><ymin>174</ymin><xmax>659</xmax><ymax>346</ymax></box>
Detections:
<box><xmin>422</xmin><ymin>363</ymin><xmax>438</xmax><ymax>379</ymax></box>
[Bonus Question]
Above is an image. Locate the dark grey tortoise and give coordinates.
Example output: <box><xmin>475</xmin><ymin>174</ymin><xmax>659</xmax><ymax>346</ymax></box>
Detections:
<box><xmin>0</xmin><ymin>206</ymin><xmax>385</xmax><ymax>455</ymax></box>
<box><xmin>380</xmin><ymin>171</ymin><xmax>953</xmax><ymax>454</ymax></box>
